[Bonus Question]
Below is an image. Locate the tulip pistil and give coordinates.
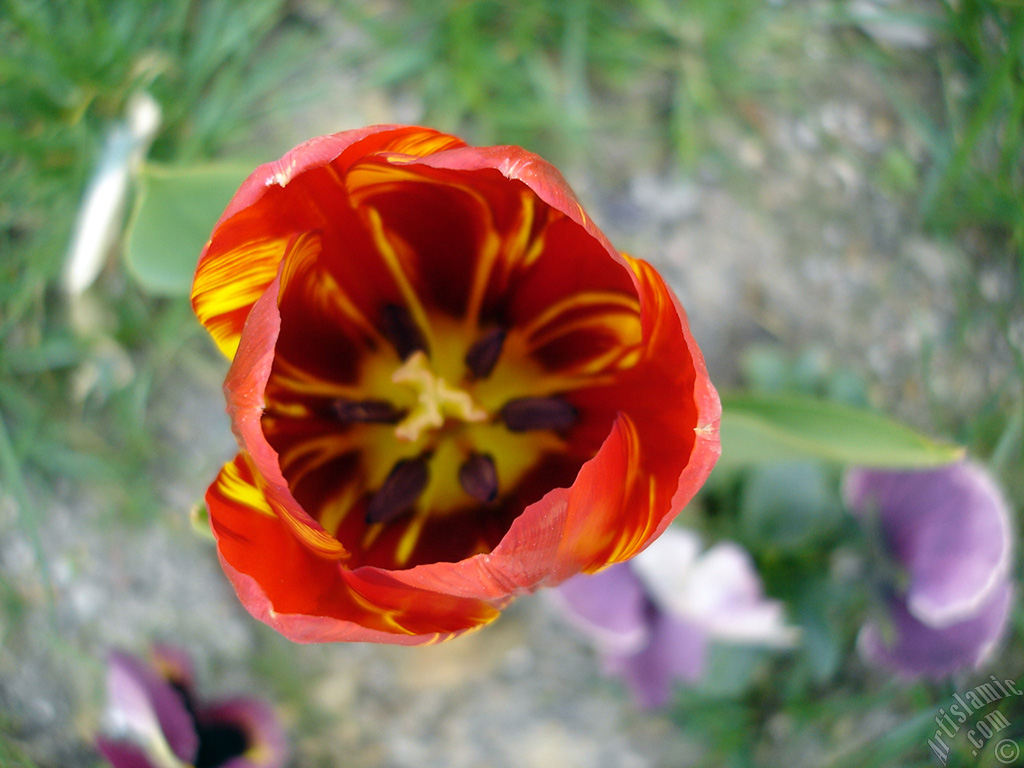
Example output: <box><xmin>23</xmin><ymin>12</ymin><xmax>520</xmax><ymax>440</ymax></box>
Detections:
<box><xmin>391</xmin><ymin>350</ymin><xmax>488</xmax><ymax>442</ymax></box>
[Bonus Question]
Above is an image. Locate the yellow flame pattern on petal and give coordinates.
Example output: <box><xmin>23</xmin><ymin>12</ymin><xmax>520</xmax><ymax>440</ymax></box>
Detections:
<box><xmin>212</xmin><ymin>455</ymin><xmax>349</xmax><ymax>561</ymax></box>
<box><xmin>211</xmin><ymin>455</ymin><xmax>275</xmax><ymax>518</ymax></box>
<box><xmin>277</xmin><ymin>230</ymin><xmax>387</xmax><ymax>347</ymax></box>
<box><xmin>192</xmin><ymin>237</ymin><xmax>289</xmax><ymax>359</ymax></box>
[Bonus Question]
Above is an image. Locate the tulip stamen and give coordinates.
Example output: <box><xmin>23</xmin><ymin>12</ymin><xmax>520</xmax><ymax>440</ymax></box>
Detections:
<box><xmin>465</xmin><ymin>327</ymin><xmax>506</xmax><ymax>380</ymax></box>
<box><xmin>458</xmin><ymin>452</ymin><xmax>499</xmax><ymax>503</ymax></box>
<box><xmin>501</xmin><ymin>396</ymin><xmax>578</xmax><ymax>433</ymax></box>
<box><xmin>331</xmin><ymin>398</ymin><xmax>404</xmax><ymax>424</ymax></box>
<box><xmin>366</xmin><ymin>456</ymin><xmax>430</xmax><ymax>524</ymax></box>
<box><xmin>381</xmin><ymin>302</ymin><xmax>428</xmax><ymax>361</ymax></box>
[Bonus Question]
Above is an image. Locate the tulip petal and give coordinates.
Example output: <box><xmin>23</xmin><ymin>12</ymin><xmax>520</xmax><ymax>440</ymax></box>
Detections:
<box><xmin>192</xmin><ymin>126</ymin><xmax>467</xmax><ymax>359</ymax></box>
<box><xmin>845</xmin><ymin>462</ymin><xmax>1012</xmax><ymax>627</ymax></box>
<box><xmin>605</xmin><ymin>614</ymin><xmax>707</xmax><ymax>709</ymax></box>
<box><xmin>197</xmin><ymin>697</ymin><xmax>289</xmax><ymax>768</ymax></box>
<box><xmin>222</xmin><ymin>268</ymin><xmax>349</xmax><ymax>560</ymax></box>
<box><xmin>207</xmin><ymin>455</ymin><xmax>500</xmax><ymax>643</ymax></box>
<box><xmin>413</xmin><ymin>143</ymin><xmax>606</xmax><ymax>252</ymax></box>
<box><xmin>191</xmin><ymin>236</ymin><xmax>290</xmax><ymax>359</ymax></box>
<box><xmin>626</xmin><ymin>525</ymin><xmax>702</xmax><ymax>612</ymax></box>
<box><xmin>632</xmin><ymin>530</ymin><xmax>798</xmax><ymax>647</ymax></box>
<box><xmin>686</xmin><ymin>542</ymin><xmax>798</xmax><ymax>646</ymax></box>
<box><xmin>859</xmin><ymin>581</ymin><xmax>1012</xmax><ymax>678</ymax></box>
<box><xmin>105</xmin><ymin>650</ymin><xmax>197</xmax><ymax>764</ymax></box>
<box><xmin>149</xmin><ymin>644</ymin><xmax>197</xmax><ymax>697</ymax></box>
<box><xmin>551</xmin><ymin>565</ymin><xmax>650</xmax><ymax>655</ymax></box>
<box><xmin>546</xmin><ymin>257</ymin><xmax>720</xmax><ymax>571</ymax></box>
<box><xmin>96</xmin><ymin>737</ymin><xmax>163</xmax><ymax>768</ymax></box>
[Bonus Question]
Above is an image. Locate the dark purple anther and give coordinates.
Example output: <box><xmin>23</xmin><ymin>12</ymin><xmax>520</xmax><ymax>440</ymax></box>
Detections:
<box><xmin>458</xmin><ymin>452</ymin><xmax>499</xmax><ymax>503</ymax></box>
<box><xmin>501</xmin><ymin>396</ymin><xmax>578</xmax><ymax>432</ymax></box>
<box><xmin>465</xmin><ymin>328</ymin><xmax>506</xmax><ymax>379</ymax></box>
<box><xmin>331</xmin><ymin>399</ymin><xmax>403</xmax><ymax>424</ymax></box>
<box><xmin>331</xmin><ymin>399</ymin><xmax>403</xmax><ymax>423</ymax></box>
<box><xmin>380</xmin><ymin>303</ymin><xmax>428</xmax><ymax>360</ymax></box>
<box><xmin>365</xmin><ymin>457</ymin><xmax>430</xmax><ymax>524</ymax></box>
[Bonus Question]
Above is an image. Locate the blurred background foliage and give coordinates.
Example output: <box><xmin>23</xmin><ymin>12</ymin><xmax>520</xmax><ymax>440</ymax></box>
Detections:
<box><xmin>341</xmin><ymin>0</ymin><xmax>821</xmax><ymax>181</ymax></box>
<box><xmin>0</xmin><ymin>0</ymin><xmax>312</xmax><ymax>519</ymax></box>
<box><xmin>1</xmin><ymin>0</ymin><xmax>1022</xmax><ymax>766</ymax></box>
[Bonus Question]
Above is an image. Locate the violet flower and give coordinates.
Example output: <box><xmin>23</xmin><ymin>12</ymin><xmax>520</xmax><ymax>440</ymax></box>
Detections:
<box><xmin>97</xmin><ymin>646</ymin><xmax>288</xmax><ymax>768</ymax></box>
<box><xmin>844</xmin><ymin>461</ymin><xmax>1014</xmax><ymax>678</ymax></box>
<box><xmin>553</xmin><ymin>527</ymin><xmax>797</xmax><ymax>708</ymax></box>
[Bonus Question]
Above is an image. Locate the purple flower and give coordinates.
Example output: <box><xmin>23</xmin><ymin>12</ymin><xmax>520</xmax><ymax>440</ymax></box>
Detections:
<box><xmin>844</xmin><ymin>461</ymin><xmax>1014</xmax><ymax>678</ymax></box>
<box><xmin>553</xmin><ymin>527</ymin><xmax>797</xmax><ymax>708</ymax></box>
<box><xmin>97</xmin><ymin>646</ymin><xmax>288</xmax><ymax>768</ymax></box>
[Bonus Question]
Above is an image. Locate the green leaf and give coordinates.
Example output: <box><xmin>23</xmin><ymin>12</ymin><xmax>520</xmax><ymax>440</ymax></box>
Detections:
<box><xmin>124</xmin><ymin>163</ymin><xmax>252</xmax><ymax>295</ymax></box>
<box><xmin>739</xmin><ymin>462</ymin><xmax>842</xmax><ymax>552</ymax></box>
<box><xmin>720</xmin><ymin>392</ymin><xmax>964</xmax><ymax>468</ymax></box>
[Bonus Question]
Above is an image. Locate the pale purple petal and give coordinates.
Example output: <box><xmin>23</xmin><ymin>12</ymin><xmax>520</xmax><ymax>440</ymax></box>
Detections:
<box><xmin>605</xmin><ymin>614</ymin><xmax>707</xmax><ymax>709</ymax></box>
<box><xmin>680</xmin><ymin>542</ymin><xmax>799</xmax><ymax>646</ymax></box>
<box><xmin>628</xmin><ymin>526</ymin><xmax>701</xmax><ymax>613</ymax></box>
<box><xmin>551</xmin><ymin>564</ymin><xmax>650</xmax><ymax>655</ymax></box>
<box><xmin>632</xmin><ymin>530</ymin><xmax>797</xmax><ymax>647</ymax></box>
<box><xmin>556</xmin><ymin>529</ymin><xmax>796</xmax><ymax>707</ymax></box>
<box><xmin>845</xmin><ymin>462</ymin><xmax>1012</xmax><ymax>627</ymax></box>
<box><xmin>859</xmin><ymin>581</ymin><xmax>1013</xmax><ymax>678</ymax></box>
<box><xmin>200</xmin><ymin>697</ymin><xmax>289</xmax><ymax>768</ymax></box>
<box><xmin>106</xmin><ymin>651</ymin><xmax>198</xmax><ymax>763</ymax></box>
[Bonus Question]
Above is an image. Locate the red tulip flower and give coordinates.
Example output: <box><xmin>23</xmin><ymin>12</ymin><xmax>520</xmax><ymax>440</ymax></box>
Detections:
<box><xmin>191</xmin><ymin>125</ymin><xmax>719</xmax><ymax>644</ymax></box>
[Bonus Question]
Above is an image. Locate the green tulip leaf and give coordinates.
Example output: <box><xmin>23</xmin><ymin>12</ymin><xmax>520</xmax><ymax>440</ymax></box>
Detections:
<box><xmin>720</xmin><ymin>392</ymin><xmax>964</xmax><ymax>468</ymax></box>
<box><xmin>739</xmin><ymin>461</ymin><xmax>842</xmax><ymax>552</ymax></box>
<box><xmin>124</xmin><ymin>162</ymin><xmax>252</xmax><ymax>295</ymax></box>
